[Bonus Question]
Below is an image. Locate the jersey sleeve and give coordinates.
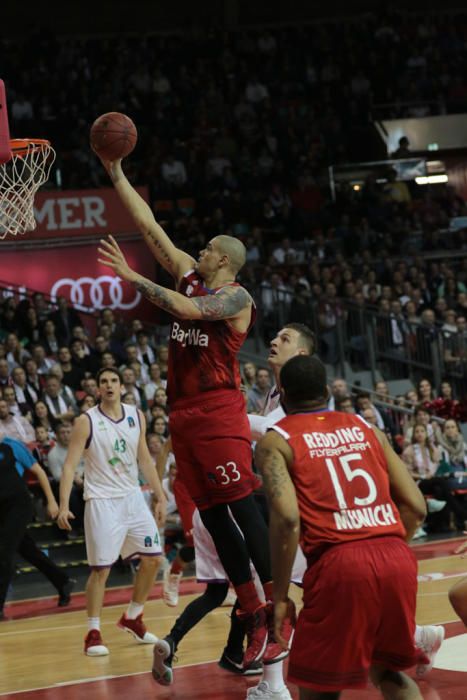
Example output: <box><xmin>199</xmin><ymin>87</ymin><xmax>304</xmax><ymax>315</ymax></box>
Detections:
<box><xmin>9</xmin><ymin>438</ymin><xmax>37</xmax><ymax>472</ymax></box>
<box><xmin>248</xmin><ymin>406</ymin><xmax>286</xmax><ymax>441</ymax></box>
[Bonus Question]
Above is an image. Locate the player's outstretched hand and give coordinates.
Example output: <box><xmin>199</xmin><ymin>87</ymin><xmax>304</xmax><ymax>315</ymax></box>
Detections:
<box><xmin>274</xmin><ymin>598</ymin><xmax>293</xmax><ymax>651</ymax></box>
<box><xmin>57</xmin><ymin>508</ymin><xmax>75</xmax><ymax>531</ymax></box>
<box><xmin>454</xmin><ymin>533</ymin><xmax>467</xmax><ymax>557</ymax></box>
<box><xmin>98</xmin><ymin>235</ymin><xmax>134</xmax><ymax>281</ymax></box>
<box><xmin>92</xmin><ymin>150</ymin><xmax>123</xmax><ymax>178</ymax></box>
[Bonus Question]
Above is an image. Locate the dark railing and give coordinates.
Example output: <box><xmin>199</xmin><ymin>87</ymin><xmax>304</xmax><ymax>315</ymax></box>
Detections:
<box><xmin>250</xmin><ymin>283</ymin><xmax>467</xmax><ymax>397</ymax></box>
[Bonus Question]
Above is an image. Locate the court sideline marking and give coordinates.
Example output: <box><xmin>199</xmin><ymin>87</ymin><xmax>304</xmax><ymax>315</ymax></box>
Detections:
<box><xmin>0</xmin><ymin>606</ymin><xmax>230</xmax><ymax>637</ymax></box>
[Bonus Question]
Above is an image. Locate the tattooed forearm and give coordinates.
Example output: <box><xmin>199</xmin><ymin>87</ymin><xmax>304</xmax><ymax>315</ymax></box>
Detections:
<box><xmin>257</xmin><ymin>446</ymin><xmax>289</xmax><ymax>501</ymax></box>
<box><xmin>191</xmin><ymin>287</ymin><xmax>250</xmax><ymax>320</ymax></box>
<box><xmin>133</xmin><ymin>279</ymin><xmax>178</xmax><ymax>313</ymax></box>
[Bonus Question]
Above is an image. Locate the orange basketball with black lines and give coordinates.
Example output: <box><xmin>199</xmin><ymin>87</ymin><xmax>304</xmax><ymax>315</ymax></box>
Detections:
<box><xmin>90</xmin><ymin>112</ymin><xmax>137</xmax><ymax>161</ymax></box>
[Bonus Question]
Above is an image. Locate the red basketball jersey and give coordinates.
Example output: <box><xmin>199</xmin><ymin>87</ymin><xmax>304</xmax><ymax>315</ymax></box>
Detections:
<box><xmin>167</xmin><ymin>270</ymin><xmax>256</xmax><ymax>407</ymax></box>
<box><xmin>272</xmin><ymin>410</ymin><xmax>405</xmax><ymax>557</ymax></box>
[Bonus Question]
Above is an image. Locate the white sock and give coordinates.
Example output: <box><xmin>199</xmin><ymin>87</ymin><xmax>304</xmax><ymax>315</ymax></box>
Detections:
<box><xmin>88</xmin><ymin>617</ymin><xmax>100</xmax><ymax>631</ymax></box>
<box><xmin>414</xmin><ymin>624</ymin><xmax>423</xmax><ymax>646</ymax></box>
<box><xmin>262</xmin><ymin>660</ymin><xmax>285</xmax><ymax>692</ymax></box>
<box><xmin>126</xmin><ymin>601</ymin><xmax>144</xmax><ymax>619</ymax></box>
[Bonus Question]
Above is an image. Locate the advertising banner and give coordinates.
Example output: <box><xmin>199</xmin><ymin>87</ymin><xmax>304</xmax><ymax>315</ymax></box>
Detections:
<box><xmin>0</xmin><ymin>240</ymin><xmax>159</xmax><ymax>322</ymax></box>
<box><xmin>27</xmin><ymin>187</ymin><xmax>149</xmax><ymax>239</ymax></box>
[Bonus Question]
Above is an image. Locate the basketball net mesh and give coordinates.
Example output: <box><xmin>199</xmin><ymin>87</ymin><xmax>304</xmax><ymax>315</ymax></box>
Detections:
<box><xmin>0</xmin><ymin>141</ymin><xmax>56</xmax><ymax>239</ymax></box>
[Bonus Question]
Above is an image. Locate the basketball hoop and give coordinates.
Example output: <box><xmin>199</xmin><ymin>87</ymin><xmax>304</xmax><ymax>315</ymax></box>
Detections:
<box><xmin>0</xmin><ymin>138</ymin><xmax>56</xmax><ymax>239</ymax></box>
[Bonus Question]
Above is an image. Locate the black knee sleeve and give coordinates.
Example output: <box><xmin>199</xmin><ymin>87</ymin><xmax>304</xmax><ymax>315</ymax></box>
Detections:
<box><xmin>179</xmin><ymin>545</ymin><xmax>195</xmax><ymax>563</ymax></box>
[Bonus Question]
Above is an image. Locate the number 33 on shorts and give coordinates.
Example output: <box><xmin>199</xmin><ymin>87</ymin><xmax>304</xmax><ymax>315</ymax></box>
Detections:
<box><xmin>215</xmin><ymin>461</ymin><xmax>241</xmax><ymax>485</ymax></box>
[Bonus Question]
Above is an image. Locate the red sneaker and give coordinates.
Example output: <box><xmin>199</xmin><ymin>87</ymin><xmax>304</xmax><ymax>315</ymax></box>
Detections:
<box><xmin>237</xmin><ymin>604</ymin><xmax>268</xmax><ymax>668</ymax></box>
<box><xmin>117</xmin><ymin>613</ymin><xmax>158</xmax><ymax>644</ymax></box>
<box><xmin>263</xmin><ymin>600</ymin><xmax>296</xmax><ymax>664</ymax></box>
<box><xmin>84</xmin><ymin>629</ymin><xmax>109</xmax><ymax>656</ymax></box>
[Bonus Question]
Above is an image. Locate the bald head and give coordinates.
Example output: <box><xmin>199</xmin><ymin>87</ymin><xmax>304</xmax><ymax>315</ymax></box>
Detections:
<box><xmin>214</xmin><ymin>235</ymin><xmax>246</xmax><ymax>275</ymax></box>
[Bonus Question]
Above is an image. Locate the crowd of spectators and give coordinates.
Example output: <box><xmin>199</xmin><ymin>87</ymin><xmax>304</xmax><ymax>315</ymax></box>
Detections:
<box><xmin>4</xmin><ymin>11</ymin><xmax>467</xmax><ymax>184</ymax></box>
<box><xmin>0</xmin><ymin>285</ymin><xmax>466</xmax><ymax>558</ymax></box>
<box><xmin>0</xmin><ymin>295</ymin><xmax>171</xmax><ymax>534</ymax></box>
<box><xmin>1</xmin><ymin>11</ymin><xmax>467</xmax><ymax>559</ymax></box>
<box><xmin>2</xmin><ymin>13</ymin><xmax>467</xmax><ymax>393</ymax></box>
<box><xmin>245</xmin><ymin>240</ymin><xmax>467</xmax><ymax>393</ymax></box>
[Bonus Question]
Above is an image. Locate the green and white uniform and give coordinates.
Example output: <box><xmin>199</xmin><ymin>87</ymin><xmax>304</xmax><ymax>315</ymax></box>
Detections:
<box><xmin>83</xmin><ymin>403</ymin><xmax>161</xmax><ymax>567</ymax></box>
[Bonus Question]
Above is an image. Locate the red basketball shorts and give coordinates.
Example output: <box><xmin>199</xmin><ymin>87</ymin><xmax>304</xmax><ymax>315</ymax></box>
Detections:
<box><xmin>170</xmin><ymin>390</ymin><xmax>260</xmax><ymax>510</ymax></box>
<box><xmin>288</xmin><ymin>536</ymin><xmax>419</xmax><ymax>692</ymax></box>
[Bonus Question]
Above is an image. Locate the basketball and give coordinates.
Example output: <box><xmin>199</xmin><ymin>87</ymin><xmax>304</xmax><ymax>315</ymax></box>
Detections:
<box><xmin>90</xmin><ymin>112</ymin><xmax>137</xmax><ymax>161</ymax></box>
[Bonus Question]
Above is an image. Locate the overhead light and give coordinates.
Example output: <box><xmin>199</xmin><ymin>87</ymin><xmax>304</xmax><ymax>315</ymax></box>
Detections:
<box><xmin>352</xmin><ymin>184</ymin><xmax>361</xmax><ymax>191</ymax></box>
<box><xmin>415</xmin><ymin>174</ymin><xmax>448</xmax><ymax>185</ymax></box>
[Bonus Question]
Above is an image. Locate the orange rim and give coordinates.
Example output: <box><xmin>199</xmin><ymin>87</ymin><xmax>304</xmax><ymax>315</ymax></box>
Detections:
<box><xmin>10</xmin><ymin>138</ymin><xmax>52</xmax><ymax>157</ymax></box>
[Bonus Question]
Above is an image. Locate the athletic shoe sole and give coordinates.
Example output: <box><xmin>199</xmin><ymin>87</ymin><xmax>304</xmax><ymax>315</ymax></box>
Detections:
<box><xmin>152</xmin><ymin>639</ymin><xmax>173</xmax><ymax>686</ymax></box>
<box><xmin>85</xmin><ymin>645</ymin><xmax>109</xmax><ymax>657</ymax></box>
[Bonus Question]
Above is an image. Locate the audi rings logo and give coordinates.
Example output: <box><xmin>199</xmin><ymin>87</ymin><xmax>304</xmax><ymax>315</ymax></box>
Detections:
<box><xmin>50</xmin><ymin>276</ymin><xmax>141</xmax><ymax>311</ymax></box>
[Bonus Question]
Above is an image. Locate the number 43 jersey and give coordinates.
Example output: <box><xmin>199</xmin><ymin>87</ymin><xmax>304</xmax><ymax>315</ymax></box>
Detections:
<box><xmin>272</xmin><ymin>410</ymin><xmax>405</xmax><ymax>557</ymax></box>
<box><xmin>83</xmin><ymin>404</ymin><xmax>141</xmax><ymax>500</ymax></box>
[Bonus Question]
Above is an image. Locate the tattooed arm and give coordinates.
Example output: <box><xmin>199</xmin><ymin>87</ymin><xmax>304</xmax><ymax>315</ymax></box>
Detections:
<box><xmin>98</xmin><ymin>158</ymin><xmax>194</xmax><ymax>281</ymax></box>
<box><xmin>98</xmin><ymin>236</ymin><xmax>252</xmax><ymax>322</ymax></box>
<box><xmin>255</xmin><ymin>430</ymin><xmax>300</xmax><ymax>606</ymax></box>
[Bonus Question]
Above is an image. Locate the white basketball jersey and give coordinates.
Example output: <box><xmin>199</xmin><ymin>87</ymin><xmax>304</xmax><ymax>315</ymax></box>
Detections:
<box><xmin>262</xmin><ymin>383</ymin><xmax>281</xmax><ymax>416</ymax></box>
<box><xmin>83</xmin><ymin>404</ymin><xmax>141</xmax><ymax>500</ymax></box>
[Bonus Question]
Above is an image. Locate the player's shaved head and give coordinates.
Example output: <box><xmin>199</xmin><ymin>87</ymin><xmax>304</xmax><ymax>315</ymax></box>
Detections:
<box><xmin>214</xmin><ymin>235</ymin><xmax>246</xmax><ymax>274</ymax></box>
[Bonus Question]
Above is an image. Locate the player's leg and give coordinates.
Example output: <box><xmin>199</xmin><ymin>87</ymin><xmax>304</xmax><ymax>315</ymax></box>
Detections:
<box><xmin>172</xmin><ymin>402</ymin><xmax>269</xmax><ymax>665</ymax></box>
<box><xmin>118</xmin><ymin>490</ymin><xmax>162</xmax><ymax>643</ymax></box>
<box><xmin>229</xmin><ymin>495</ymin><xmax>271</xmax><ymax>586</ymax></box>
<box><xmin>200</xmin><ymin>503</ymin><xmax>278</xmax><ymax>667</ymax></box>
<box><xmin>371</xmin><ymin>538</ymin><xmax>423</xmax><ymax>698</ymax></box>
<box><xmin>83</xmin><ymin>498</ymin><xmax>126</xmax><ymax>656</ymax></box>
<box><xmin>153</xmin><ymin>582</ymin><xmax>230</xmax><ymax>686</ymax></box>
<box><xmin>199</xmin><ymin>503</ymin><xmax>265</xmax><ymax>606</ymax></box>
<box><xmin>191</xmin><ymin>509</ymin><xmax>252</xmax><ymax>673</ymax></box>
<box><xmin>163</xmin><ymin>544</ymin><xmax>194</xmax><ymax>607</ymax></box>
<box><xmin>84</xmin><ymin>566</ymin><xmax>111</xmax><ymax>656</ymax></box>
<box><xmin>222</xmin><ymin>599</ymin><xmax>247</xmax><ymax>666</ymax></box>
<box><xmin>242</xmin><ymin>515</ymin><xmax>307</xmax><ymax>699</ymax></box>
<box><xmin>449</xmin><ymin>576</ymin><xmax>467</xmax><ymax>624</ymax></box>
<box><xmin>369</xmin><ymin>666</ymin><xmax>422</xmax><ymax>699</ymax></box>
<box><xmin>161</xmin><ymin>476</ymin><xmax>197</xmax><ymax>608</ymax></box>
<box><xmin>17</xmin><ymin>531</ymin><xmax>75</xmax><ymax>606</ymax></box>
<box><xmin>86</xmin><ymin>567</ymin><xmax>111</xmax><ymax>617</ymax></box>
<box><xmin>250</xmin><ymin>552</ymin><xmax>306</xmax><ymax>695</ymax></box>
<box><xmin>132</xmin><ymin>554</ymin><xmax>161</xmax><ymax>603</ymax></box>
<box><xmin>0</xmin><ymin>493</ymin><xmax>31</xmax><ymax>618</ymax></box>
<box><xmin>153</xmin><ymin>508</ymin><xmax>252</xmax><ymax>686</ymax></box>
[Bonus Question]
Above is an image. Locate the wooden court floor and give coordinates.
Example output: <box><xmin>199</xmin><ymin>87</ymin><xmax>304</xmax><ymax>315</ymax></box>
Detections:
<box><xmin>1</xmin><ymin>538</ymin><xmax>466</xmax><ymax>699</ymax></box>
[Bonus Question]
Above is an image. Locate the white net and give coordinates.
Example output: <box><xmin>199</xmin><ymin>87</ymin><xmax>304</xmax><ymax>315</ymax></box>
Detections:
<box><xmin>0</xmin><ymin>140</ymin><xmax>56</xmax><ymax>239</ymax></box>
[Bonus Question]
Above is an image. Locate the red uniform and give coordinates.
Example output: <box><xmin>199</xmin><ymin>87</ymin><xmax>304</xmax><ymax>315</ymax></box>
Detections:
<box><xmin>168</xmin><ymin>270</ymin><xmax>259</xmax><ymax>510</ymax></box>
<box><xmin>272</xmin><ymin>410</ymin><xmax>419</xmax><ymax>692</ymax></box>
